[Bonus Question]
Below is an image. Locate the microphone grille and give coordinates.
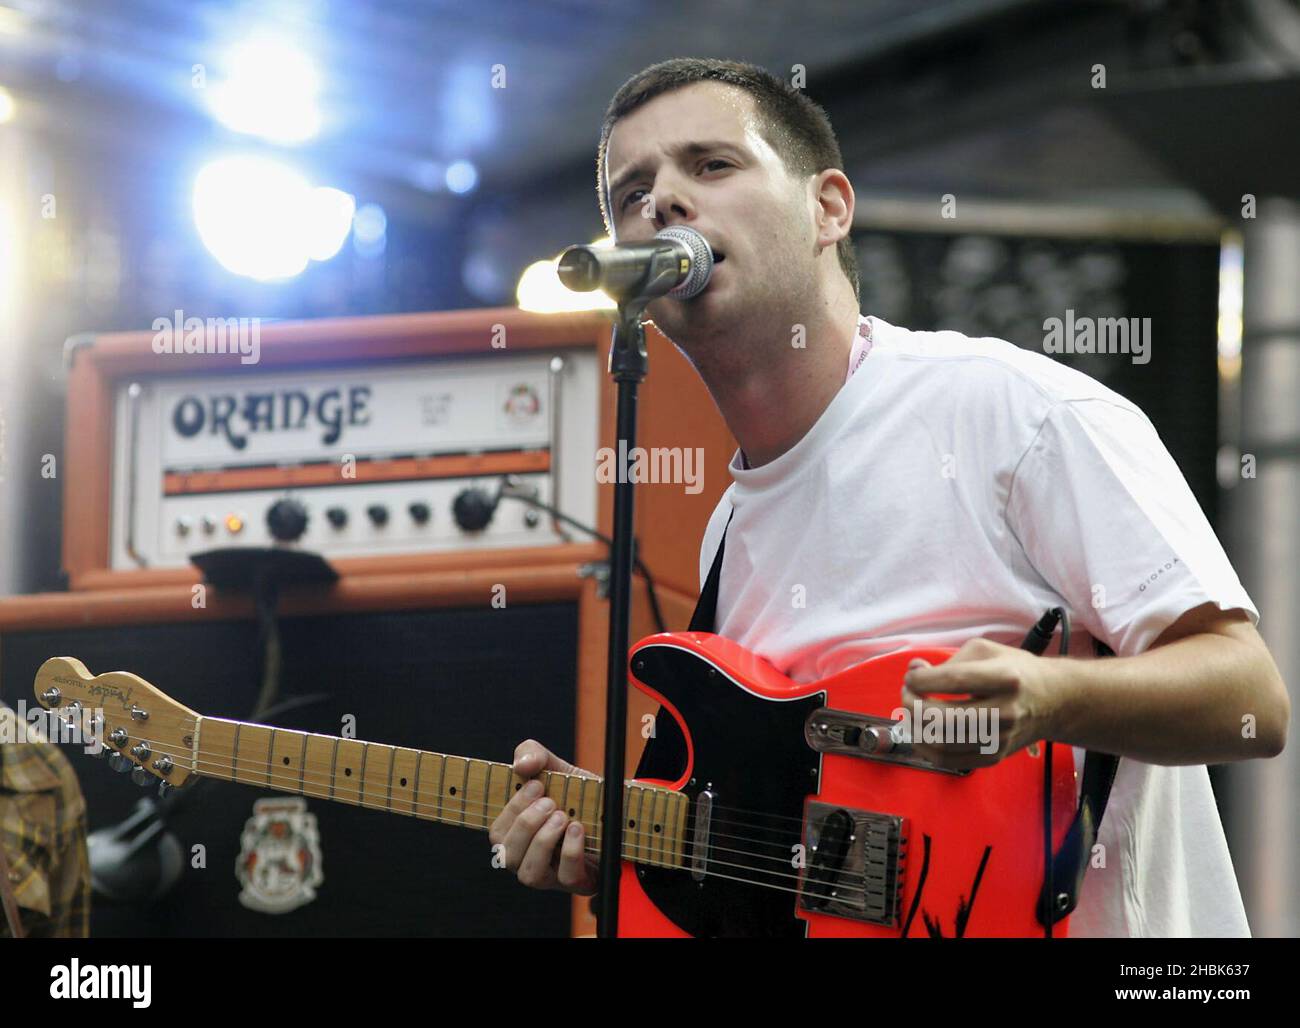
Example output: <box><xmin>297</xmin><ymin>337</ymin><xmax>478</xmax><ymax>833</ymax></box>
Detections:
<box><xmin>656</xmin><ymin>226</ymin><xmax>714</xmax><ymax>299</ymax></box>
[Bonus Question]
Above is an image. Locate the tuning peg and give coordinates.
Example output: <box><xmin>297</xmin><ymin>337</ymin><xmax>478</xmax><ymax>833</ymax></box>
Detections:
<box><xmin>108</xmin><ymin>752</ymin><xmax>132</xmax><ymax>773</ymax></box>
<box><xmin>130</xmin><ymin>765</ymin><xmax>152</xmax><ymax>786</ymax></box>
<box><xmin>158</xmin><ymin>781</ymin><xmax>174</xmax><ymax>799</ymax></box>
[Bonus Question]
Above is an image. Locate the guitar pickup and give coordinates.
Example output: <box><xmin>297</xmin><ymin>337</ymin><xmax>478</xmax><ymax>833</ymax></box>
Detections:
<box><xmin>799</xmin><ymin>803</ymin><xmax>906</xmax><ymax>927</ymax></box>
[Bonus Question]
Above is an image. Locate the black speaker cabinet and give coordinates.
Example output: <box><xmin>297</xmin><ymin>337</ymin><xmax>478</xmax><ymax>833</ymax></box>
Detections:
<box><xmin>0</xmin><ymin>602</ymin><xmax>577</xmax><ymax>937</ymax></box>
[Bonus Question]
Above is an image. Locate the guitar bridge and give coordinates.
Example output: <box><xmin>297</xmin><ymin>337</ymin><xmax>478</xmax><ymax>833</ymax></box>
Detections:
<box><xmin>799</xmin><ymin>803</ymin><xmax>905</xmax><ymax>927</ymax></box>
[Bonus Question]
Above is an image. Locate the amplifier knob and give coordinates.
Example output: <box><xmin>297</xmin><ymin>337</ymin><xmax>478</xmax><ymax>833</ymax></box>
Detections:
<box><xmin>326</xmin><ymin>506</ymin><xmax>348</xmax><ymax>529</ymax></box>
<box><xmin>409</xmin><ymin>501</ymin><xmax>431</xmax><ymax>524</ymax></box>
<box><xmin>452</xmin><ymin>487</ymin><xmax>496</xmax><ymax>532</ymax></box>
<box><xmin>367</xmin><ymin>504</ymin><xmax>389</xmax><ymax>527</ymax></box>
<box><xmin>267</xmin><ymin>498</ymin><xmax>309</xmax><ymax>542</ymax></box>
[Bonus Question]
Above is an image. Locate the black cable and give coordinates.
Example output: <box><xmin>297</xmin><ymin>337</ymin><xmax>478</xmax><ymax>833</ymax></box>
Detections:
<box><xmin>1019</xmin><ymin>605</ymin><xmax>1067</xmax><ymax>939</ymax></box>
<box><xmin>494</xmin><ymin>481</ymin><xmax>668</xmax><ymax>635</ymax></box>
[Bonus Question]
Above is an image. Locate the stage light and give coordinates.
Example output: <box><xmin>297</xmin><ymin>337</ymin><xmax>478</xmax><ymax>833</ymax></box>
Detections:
<box><xmin>446</xmin><ymin>160</ymin><xmax>478</xmax><ymax>195</ymax></box>
<box><xmin>192</xmin><ymin>156</ymin><xmax>354</xmax><ymax>280</ymax></box>
<box><xmin>306</xmin><ymin>187</ymin><xmax>356</xmax><ymax>261</ymax></box>
<box><xmin>209</xmin><ymin>39</ymin><xmax>321</xmax><ymax>144</ymax></box>
<box><xmin>352</xmin><ymin>202</ymin><xmax>387</xmax><ymax>258</ymax></box>
<box><xmin>0</xmin><ymin>87</ymin><xmax>15</xmax><ymax>124</ymax></box>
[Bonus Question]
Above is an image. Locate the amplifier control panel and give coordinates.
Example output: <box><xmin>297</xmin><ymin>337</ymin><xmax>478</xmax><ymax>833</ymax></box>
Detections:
<box><xmin>109</xmin><ymin>351</ymin><xmax>599</xmax><ymax>569</ymax></box>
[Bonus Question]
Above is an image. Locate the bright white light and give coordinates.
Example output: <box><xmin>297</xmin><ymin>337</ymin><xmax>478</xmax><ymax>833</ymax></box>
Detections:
<box><xmin>306</xmin><ymin>187</ymin><xmax>355</xmax><ymax>261</ymax></box>
<box><xmin>445</xmin><ymin>160</ymin><xmax>478</xmax><ymax>194</ymax></box>
<box><xmin>516</xmin><ymin>249</ymin><xmax>615</xmax><ymax>313</ymax></box>
<box><xmin>193</xmin><ymin>156</ymin><xmax>354</xmax><ymax>280</ymax></box>
<box><xmin>353</xmin><ymin>203</ymin><xmax>387</xmax><ymax>245</ymax></box>
<box><xmin>209</xmin><ymin>39</ymin><xmax>321</xmax><ymax>144</ymax></box>
<box><xmin>0</xmin><ymin>87</ymin><xmax>15</xmax><ymax>124</ymax></box>
<box><xmin>352</xmin><ymin>202</ymin><xmax>387</xmax><ymax>258</ymax></box>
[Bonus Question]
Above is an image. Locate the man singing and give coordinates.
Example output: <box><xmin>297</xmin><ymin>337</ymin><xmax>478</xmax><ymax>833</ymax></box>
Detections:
<box><xmin>488</xmin><ymin>58</ymin><xmax>1289</xmax><ymax>937</ymax></box>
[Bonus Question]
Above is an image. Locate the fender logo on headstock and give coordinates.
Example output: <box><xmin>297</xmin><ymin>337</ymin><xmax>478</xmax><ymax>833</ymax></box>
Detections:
<box><xmin>75</xmin><ymin>678</ymin><xmax>136</xmax><ymax>710</ymax></box>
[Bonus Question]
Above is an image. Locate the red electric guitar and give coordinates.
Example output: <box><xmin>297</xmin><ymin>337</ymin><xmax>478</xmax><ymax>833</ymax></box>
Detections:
<box><xmin>33</xmin><ymin>632</ymin><xmax>1075</xmax><ymax>937</ymax></box>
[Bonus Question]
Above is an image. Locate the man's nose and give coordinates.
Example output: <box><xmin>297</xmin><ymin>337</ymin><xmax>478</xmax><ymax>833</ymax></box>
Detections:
<box><xmin>650</xmin><ymin>180</ymin><xmax>695</xmax><ymax>228</ymax></box>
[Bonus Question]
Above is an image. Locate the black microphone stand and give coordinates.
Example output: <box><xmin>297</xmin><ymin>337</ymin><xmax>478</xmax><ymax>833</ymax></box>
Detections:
<box><xmin>595</xmin><ymin>296</ymin><xmax>651</xmax><ymax>938</ymax></box>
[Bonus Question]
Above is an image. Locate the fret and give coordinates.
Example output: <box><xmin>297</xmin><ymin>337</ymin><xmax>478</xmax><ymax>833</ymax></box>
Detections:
<box><xmin>559</xmin><ymin>774</ymin><xmax>572</xmax><ymax>818</ymax></box>
<box><xmin>329</xmin><ymin>738</ymin><xmax>340</xmax><ymax>800</ymax></box>
<box><xmin>482</xmin><ymin>763</ymin><xmax>498</xmax><ymax>826</ymax></box>
<box><xmin>269</xmin><ymin>728</ymin><xmax>305</xmax><ymax>794</ymax></box>
<box><xmin>234</xmin><ymin>724</ymin><xmax>274</xmax><ymax>788</ymax></box>
<box><xmin>577</xmin><ymin>777</ymin><xmax>596</xmax><ymax>840</ymax></box>
<box><xmin>390</xmin><ymin>748</ymin><xmax>420</xmax><ymax>817</ymax></box>
<box><xmin>638</xmin><ymin>787</ymin><xmax>652</xmax><ymax>864</ymax></box>
<box><xmin>333</xmin><ymin>740</ymin><xmax>366</xmax><ymax>805</ymax></box>
<box><xmin>231</xmin><ymin>722</ymin><xmax>241</xmax><ymax>781</ymax></box>
<box><xmin>302</xmin><ymin>735</ymin><xmax>335</xmax><ymax>800</ymax></box>
<box><xmin>544</xmin><ymin>770</ymin><xmax>566</xmax><ymax>811</ymax></box>
<box><xmin>495</xmin><ymin>763</ymin><xmax>514</xmax><ymax>812</ymax></box>
<box><xmin>624</xmin><ymin>785</ymin><xmax>642</xmax><ymax>863</ymax></box>
<box><xmin>437</xmin><ymin>757</ymin><xmax>467</xmax><ymax>825</ymax></box>
<box><xmin>415</xmin><ymin>752</ymin><xmax>446</xmax><ymax>823</ymax></box>
<box><xmin>461</xmin><ymin>759</ymin><xmax>473</xmax><ymax>824</ymax></box>
<box><xmin>297</xmin><ymin>733</ymin><xmax>308</xmax><ymax>794</ymax></box>
<box><xmin>590</xmin><ymin>779</ymin><xmax>604</xmax><ymax>848</ymax></box>
<box><xmin>434</xmin><ymin>753</ymin><xmax>448</xmax><ymax>823</ymax></box>
<box><xmin>480</xmin><ymin>762</ymin><xmax>492</xmax><ymax>827</ymax></box>
<box><xmin>196</xmin><ymin>718</ymin><xmax>237</xmax><ymax>781</ymax></box>
<box><xmin>361</xmin><ymin>742</ymin><xmax>393</xmax><ymax>812</ymax></box>
<box><xmin>462</xmin><ymin>760</ymin><xmax>491</xmax><ymax>830</ymax></box>
<box><xmin>506</xmin><ymin>767</ymin><xmax>526</xmax><ymax>808</ymax></box>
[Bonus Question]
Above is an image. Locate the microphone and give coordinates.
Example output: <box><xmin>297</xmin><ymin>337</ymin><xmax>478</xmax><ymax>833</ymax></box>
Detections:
<box><xmin>557</xmin><ymin>226</ymin><xmax>714</xmax><ymax>302</ymax></box>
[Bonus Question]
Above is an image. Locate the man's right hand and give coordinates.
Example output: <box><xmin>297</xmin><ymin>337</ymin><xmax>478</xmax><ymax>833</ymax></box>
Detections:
<box><xmin>488</xmin><ymin>739</ymin><xmax>599</xmax><ymax>895</ymax></box>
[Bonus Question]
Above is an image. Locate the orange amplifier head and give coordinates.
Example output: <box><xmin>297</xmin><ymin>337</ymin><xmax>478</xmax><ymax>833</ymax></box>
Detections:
<box><xmin>58</xmin><ymin>307</ymin><xmax>716</xmax><ymax>592</ymax></box>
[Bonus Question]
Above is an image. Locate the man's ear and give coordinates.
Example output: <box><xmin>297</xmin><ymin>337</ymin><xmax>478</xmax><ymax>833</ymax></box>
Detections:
<box><xmin>812</xmin><ymin>169</ymin><xmax>854</xmax><ymax>250</ymax></box>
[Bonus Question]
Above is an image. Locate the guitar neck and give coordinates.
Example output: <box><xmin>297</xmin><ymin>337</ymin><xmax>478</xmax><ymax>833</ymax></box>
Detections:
<box><xmin>189</xmin><ymin>716</ymin><xmax>690</xmax><ymax>869</ymax></box>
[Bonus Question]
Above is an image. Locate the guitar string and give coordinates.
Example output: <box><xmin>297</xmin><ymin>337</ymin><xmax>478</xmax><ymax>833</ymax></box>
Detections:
<box><xmin>99</xmin><ymin>736</ymin><xmax>834</xmax><ymax>875</ymax></box>
<box><xmin>56</xmin><ymin>704</ymin><xmax>832</xmax><ymax>832</ymax></box>
<box><xmin>83</xmin><ymin>731</ymin><xmax>818</xmax><ymax>859</ymax></box>
<box><xmin>55</xmin><ymin>707</ymin><xmax>1057</xmax><ymax>888</ymax></box>
<box><xmin>55</xmin><ymin>705</ymin><xmax>882</xmax><ymax>834</ymax></box>
<box><xmin>54</xmin><ymin>708</ymin><xmax>1023</xmax><ymax>883</ymax></box>
<box><xmin>113</xmin><ymin>744</ymin><xmax>876</xmax><ymax>899</ymax></box>
<box><xmin>81</xmin><ymin>736</ymin><xmax>886</xmax><ymax>898</ymax></box>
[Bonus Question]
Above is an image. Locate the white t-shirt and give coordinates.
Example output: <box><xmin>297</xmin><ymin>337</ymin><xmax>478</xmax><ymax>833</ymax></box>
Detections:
<box><xmin>700</xmin><ymin>313</ymin><xmax>1258</xmax><ymax>938</ymax></box>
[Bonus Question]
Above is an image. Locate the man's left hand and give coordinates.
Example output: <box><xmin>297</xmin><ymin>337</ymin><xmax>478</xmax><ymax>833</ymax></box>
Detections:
<box><xmin>900</xmin><ymin>638</ymin><xmax>1059</xmax><ymax>771</ymax></box>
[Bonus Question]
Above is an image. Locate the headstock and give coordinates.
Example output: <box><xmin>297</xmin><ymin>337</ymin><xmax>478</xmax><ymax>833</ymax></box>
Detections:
<box><xmin>34</xmin><ymin>656</ymin><xmax>200</xmax><ymax>796</ymax></box>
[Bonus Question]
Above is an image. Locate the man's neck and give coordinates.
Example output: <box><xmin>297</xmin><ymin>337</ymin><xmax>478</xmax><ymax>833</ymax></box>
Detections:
<box><xmin>699</xmin><ymin>299</ymin><xmax>861</xmax><ymax>470</ymax></box>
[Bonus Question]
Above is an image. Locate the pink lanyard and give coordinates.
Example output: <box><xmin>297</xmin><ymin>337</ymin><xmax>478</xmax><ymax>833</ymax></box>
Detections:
<box><xmin>846</xmin><ymin>316</ymin><xmax>873</xmax><ymax>383</ymax></box>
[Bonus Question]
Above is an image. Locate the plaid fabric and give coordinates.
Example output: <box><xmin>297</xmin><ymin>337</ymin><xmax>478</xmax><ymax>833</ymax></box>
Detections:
<box><xmin>0</xmin><ymin>703</ymin><xmax>91</xmax><ymax>938</ymax></box>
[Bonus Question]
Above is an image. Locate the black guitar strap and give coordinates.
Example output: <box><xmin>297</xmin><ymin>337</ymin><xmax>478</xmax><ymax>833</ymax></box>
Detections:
<box><xmin>637</xmin><ymin>504</ymin><xmax>1119</xmax><ymax>926</ymax></box>
<box><xmin>1039</xmin><ymin>640</ymin><xmax>1120</xmax><ymax>927</ymax></box>
<box><xmin>632</xmin><ymin>508</ymin><xmax>734</xmax><ymax>782</ymax></box>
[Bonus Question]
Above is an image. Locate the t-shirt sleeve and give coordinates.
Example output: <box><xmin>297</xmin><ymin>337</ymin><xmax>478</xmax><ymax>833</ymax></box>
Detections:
<box><xmin>1006</xmin><ymin>398</ymin><xmax>1258</xmax><ymax>656</ymax></box>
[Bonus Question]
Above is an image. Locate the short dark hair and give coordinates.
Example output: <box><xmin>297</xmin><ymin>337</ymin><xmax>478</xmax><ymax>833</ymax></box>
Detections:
<box><xmin>597</xmin><ymin>58</ymin><xmax>860</xmax><ymax>303</ymax></box>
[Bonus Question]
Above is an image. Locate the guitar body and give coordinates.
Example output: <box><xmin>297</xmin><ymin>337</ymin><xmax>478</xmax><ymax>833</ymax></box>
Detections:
<box><xmin>619</xmin><ymin>632</ymin><xmax>1076</xmax><ymax>938</ymax></box>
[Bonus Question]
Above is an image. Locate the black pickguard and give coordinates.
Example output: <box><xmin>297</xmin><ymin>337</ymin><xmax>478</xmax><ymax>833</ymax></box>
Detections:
<box><xmin>630</xmin><ymin>643</ymin><xmax>824</xmax><ymax>938</ymax></box>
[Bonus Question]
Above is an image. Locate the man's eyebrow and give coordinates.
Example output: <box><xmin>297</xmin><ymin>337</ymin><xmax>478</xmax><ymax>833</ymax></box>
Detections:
<box><xmin>607</xmin><ymin>140</ymin><xmax>743</xmax><ymax>206</ymax></box>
